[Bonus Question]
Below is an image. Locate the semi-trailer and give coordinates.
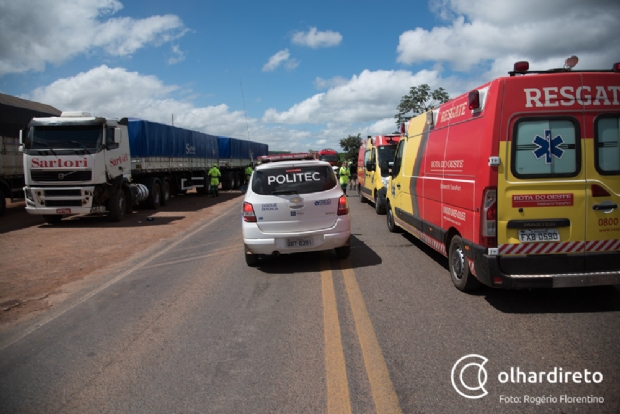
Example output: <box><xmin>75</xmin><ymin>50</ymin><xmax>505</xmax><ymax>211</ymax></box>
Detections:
<box><xmin>21</xmin><ymin>112</ymin><xmax>268</xmax><ymax>223</ymax></box>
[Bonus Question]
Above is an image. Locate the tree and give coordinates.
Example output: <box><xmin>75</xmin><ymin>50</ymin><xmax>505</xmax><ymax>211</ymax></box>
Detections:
<box><xmin>339</xmin><ymin>133</ymin><xmax>362</xmax><ymax>163</ymax></box>
<box><xmin>395</xmin><ymin>84</ymin><xmax>449</xmax><ymax>126</ymax></box>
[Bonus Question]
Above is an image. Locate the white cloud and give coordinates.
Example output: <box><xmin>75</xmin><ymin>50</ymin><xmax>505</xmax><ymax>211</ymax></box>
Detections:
<box><xmin>314</xmin><ymin>76</ymin><xmax>348</xmax><ymax>90</ymax></box>
<box><xmin>292</xmin><ymin>27</ymin><xmax>343</xmax><ymax>49</ymax></box>
<box><xmin>262</xmin><ymin>49</ymin><xmax>295</xmax><ymax>72</ymax></box>
<box><xmin>263</xmin><ymin>69</ymin><xmax>455</xmax><ymax>125</ymax></box>
<box><xmin>399</xmin><ymin>0</ymin><xmax>620</xmax><ymax>71</ymax></box>
<box><xmin>168</xmin><ymin>44</ymin><xmax>186</xmax><ymax>65</ymax></box>
<box><xmin>0</xmin><ymin>0</ymin><xmax>187</xmax><ymax>75</ymax></box>
<box><xmin>23</xmin><ymin>65</ymin><xmax>321</xmax><ymax>153</ymax></box>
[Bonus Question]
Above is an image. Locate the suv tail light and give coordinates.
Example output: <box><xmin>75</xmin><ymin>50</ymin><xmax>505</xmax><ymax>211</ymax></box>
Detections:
<box><xmin>243</xmin><ymin>202</ymin><xmax>257</xmax><ymax>222</ymax></box>
<box><xmin>480</xmin><ymin>187</ymin><xmax>497</xmax><ymax>247</ymax></box>
<box><xmin>337</xmin><ymin>195</ymin><xmax>349</xmax><ymax>216</ymax></box>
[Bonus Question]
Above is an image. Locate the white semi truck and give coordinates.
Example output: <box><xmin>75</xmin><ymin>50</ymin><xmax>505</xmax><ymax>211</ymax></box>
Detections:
<box><xmin>21</xmin><ymin>112</ymin><xmax>268</xmax><ymax>223</ymax></box>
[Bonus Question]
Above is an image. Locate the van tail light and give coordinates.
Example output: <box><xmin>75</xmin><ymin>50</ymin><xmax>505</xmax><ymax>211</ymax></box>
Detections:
<box><xmin>337</xmin><ymin>195</ymin><xmax>349</xmax><ymax>216</ymax></box>
<box><xmin>591</xmin><ymin>184</ymin><xmax>611</xmax><ymax>197</ymax></box>
<box><xmin>468</xmin><ymin>90</ymin><xmax>480</xmax><ymax>110</ymax></box>
<box><xmin>480</xmin><ymin>187</ymin><xmax>497</xmax><ymax>247</ymax></box>
<box><xmin>243</xmin><ymin>202</ymin><xmax>257</xmax><ymax>222</ymax></box>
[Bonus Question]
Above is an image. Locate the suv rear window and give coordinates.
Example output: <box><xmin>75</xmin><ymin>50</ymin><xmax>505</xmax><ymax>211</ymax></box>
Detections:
<box><xmin>252</xmin><ymin>165</ymin><xmax>337</xmax><ymax>195</ymax></box>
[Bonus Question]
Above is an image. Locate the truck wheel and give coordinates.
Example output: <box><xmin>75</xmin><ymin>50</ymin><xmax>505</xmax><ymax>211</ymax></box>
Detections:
<box><xmin>0</xmin><ymin>188</ymin><xmax>5</xmax><ymax>217</ymax></box>
<box><xmin>359</xmin><ymin>187</ymin><xmax>366</xmax><ymax>203</ymax></box>
<box><xmin>448</xmin><ymin>235</ymin><xmax>480</xmax><ymax>292</ymax></box>
<box><xmin>107</xmin><ymin>188</ymin><xmax>127</xmax><ymax>222</ymax></box>
<box><xmin>375</xmin><ymin>193</ymin><xmax>386</xmax><ymax>215</ymax></box>
<box><xmin>335</xmin><ymin>245</ymin><xmax>350</xmax><ymax>259</ymax></box>
<box><xmin>161</xmin><ymin>180</ymin><xmax>171</xmax><ymax>206</ymax></box>
<box><xmin>386</xmin><ymin>202</ymin><xmax>401</xmax><ymax>233</ymax></box>
<box><xmin>146</xmin><ymin>180</ymin><xmax>161</xmax><ymax>209</ymax></box>
<box><xmin>43</xmin><ymin>215</ymin><xmax>63</xmax><ymax>224</ymax></box>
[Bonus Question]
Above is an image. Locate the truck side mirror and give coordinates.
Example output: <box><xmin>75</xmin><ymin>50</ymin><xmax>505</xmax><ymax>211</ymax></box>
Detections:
<box><xmin>114</xmin><ymin>128</ymin><xmax>121</xmax><ymax>144</ymax></box>
<box><xmin>18</xmin><ymin>129</ymin><xmax>26</xmax><ymax>152</ymax></box>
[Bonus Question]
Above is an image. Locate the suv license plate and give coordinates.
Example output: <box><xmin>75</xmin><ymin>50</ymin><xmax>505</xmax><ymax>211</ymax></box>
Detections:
<box><xmin>518</xmin><ymin>229</ymin><xmax>560</xmax><ymax>243</ymax></box>
<box><xmin>287</xmin><ymin>238</ymin><xmax>313</xmax><ymax>248</ymax></box>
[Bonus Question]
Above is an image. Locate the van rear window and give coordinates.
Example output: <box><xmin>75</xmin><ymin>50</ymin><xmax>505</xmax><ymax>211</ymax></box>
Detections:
<box><xmin>595</xmin><ymin>115</ymin><xmax>620</xmax><ymax>175</ymax></box>
<box><xmin>511</xmin><ymin>118</ymin><xmax>580</xmax><ymax>178</ymax></box>
<box><xmin>252</xmin><ymin>165</ymin><xmax>337</xmax><ymax>195</ymax></box>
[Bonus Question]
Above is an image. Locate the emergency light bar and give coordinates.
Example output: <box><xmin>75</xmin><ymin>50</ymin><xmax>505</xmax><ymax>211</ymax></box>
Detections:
<box><xmin>257</xmin><ymin>152</ymin><xmax>316</xmax><ymax>163</ymax></box>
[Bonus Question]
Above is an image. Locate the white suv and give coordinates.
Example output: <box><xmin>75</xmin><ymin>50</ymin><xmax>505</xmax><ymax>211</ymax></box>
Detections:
<box><xmin>242</xmin><ymin>154</ymin><xmax>351</xmax><ymax>266</ymax></box>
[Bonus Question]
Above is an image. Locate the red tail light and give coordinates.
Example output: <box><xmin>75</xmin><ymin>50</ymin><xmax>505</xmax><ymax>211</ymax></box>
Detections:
<box><xmin>592</xmin><ymin>184</ymin><xmax>611</xmax><ymax>197</ymax></box>
<box><xmin>480</xmin><ymin>187</ymin><xmax>497</xmax><ymax>247</ymax></box>
<box><xmin>337</xmin><ymin>195</ymin><xmax>348</xmax><ymax>216</ymax></box>
<box><xmin>243</xmin><ymin>202</ymin><xmax>257</xmax><ymax>222</ymax></box>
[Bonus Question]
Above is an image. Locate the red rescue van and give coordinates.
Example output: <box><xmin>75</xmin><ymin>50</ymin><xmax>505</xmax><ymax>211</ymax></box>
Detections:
<box><xmin>386</xmin><ymin>57</ymin><xmax>620</xmax><ymax>291</ymax></box>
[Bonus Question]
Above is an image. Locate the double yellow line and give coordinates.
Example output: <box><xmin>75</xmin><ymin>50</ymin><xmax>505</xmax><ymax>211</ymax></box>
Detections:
<box><xmin>321</xmin><ymin>259</ymin><xmax>403</xmax><ymax>414</ymax></box>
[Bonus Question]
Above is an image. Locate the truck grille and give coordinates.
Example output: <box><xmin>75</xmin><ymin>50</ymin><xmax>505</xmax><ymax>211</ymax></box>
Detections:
<box><xmin>31</xmin><ymin>170</ymin><xmax>92</xmax><ymax>182</ymax></box>
<box><xmin>45</xmin><ymin>200</ymin><xmax>83</xmax><ymax>207</ymax></box>
<box><xmin>44</xmin><ymin>189</ymin><xmax>82</xmax><ymax>197</ymax></box>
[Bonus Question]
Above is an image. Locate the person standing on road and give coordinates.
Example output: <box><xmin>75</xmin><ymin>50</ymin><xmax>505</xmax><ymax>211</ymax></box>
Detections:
<box><xmin>245</xmin><ymin>163</ymin><xmax>253</xmax><ymax>185</ymax></box>
<box><xmin>208</xmin><ymin>163</ymin><xmax>221</xmax><ymax>198</ymax></box>
<box><xmin>339</xmin><ymin>161</ymin><xmax>350</xmax><ymax>196</ymax></box>
<box><xmin>348</xmin><ymin>161</ymin><xmax>357</xmax><ymax>191</ymax></box>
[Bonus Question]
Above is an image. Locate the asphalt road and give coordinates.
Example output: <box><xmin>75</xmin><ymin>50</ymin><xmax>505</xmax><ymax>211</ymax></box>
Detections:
<box><xmin>1</xmin><ymin>192</ymin><xmax>619</xmax><ymax>413</ymax></box>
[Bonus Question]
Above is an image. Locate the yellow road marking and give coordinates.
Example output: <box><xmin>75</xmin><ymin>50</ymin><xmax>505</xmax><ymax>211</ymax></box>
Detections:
<box><xmin>342</xmin><ymin>262</ymin><xmax>403</xmax><ymax>414</ymax></box>
<box><xmin>321</xmin><ymin>261</ymin><xmax>352</xmax><ymax>414</ymax></box>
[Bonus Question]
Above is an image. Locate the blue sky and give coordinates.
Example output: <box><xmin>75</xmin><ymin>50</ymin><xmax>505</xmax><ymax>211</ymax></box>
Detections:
<box><xmin>1</xmin><ymin>0</ymin><xmax>619</xmax><ymax>153</ymax></box>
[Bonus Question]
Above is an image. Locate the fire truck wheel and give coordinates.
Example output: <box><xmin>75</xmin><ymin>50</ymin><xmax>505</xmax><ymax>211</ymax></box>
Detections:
<box><xmin>375</xmin><ymin>194</ymin><xmax>386</xmax><ymax>214</ymax></box>
<box><xmin>107</xmin><ymin>188</ymin><xmax>127</xmax><ymax>222</ymax></box>
<box><xmin>386</xmin><ymin>203</ymin><xmax>401</xmax><ymax>233</ymax></box>
<box><xmin>43</xmin><ymin>215</ymin><xmax>63</xmax><ymax>224</ymax></box>
<box><xmin>448</xmin><ymin>235</ymin><xmax>480</xmax><ymax>292</ymax></box>
<box><xmin>359</xmin><ymin>187</ymin><xmax>366</xmax><ymax>203</ymax></box>
<box><xmin>161</xmin><ymin>179</ymin><xmax>171</xmax><ymax>206</ymax></box>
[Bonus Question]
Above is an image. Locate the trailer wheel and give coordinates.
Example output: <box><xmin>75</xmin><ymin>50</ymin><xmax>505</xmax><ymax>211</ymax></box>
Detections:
<box><xmin>107</xmin><ymin>188</ymin><xmax>127</xmax><ymax>222</ymax></box>
<box><xmin>146</xmin><ymin>179</ymin><xmax>161</xmax><ymax>209</ymax></box>
<box><xmin>161</xmin><ymin>179</ymin><xmax>171</xmax><ymax>206</ymax></box>
<box><xmin>43</xmin><ymin>215</ymin><xmax>63</xmax><ymax>224</ymax></box>
<box><xmin>448</xmin><ymin>235</ymin><xmax>480</xmax><ymax>292</ymax></box>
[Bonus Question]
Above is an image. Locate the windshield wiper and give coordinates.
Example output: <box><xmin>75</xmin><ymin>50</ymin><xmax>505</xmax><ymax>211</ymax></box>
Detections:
<box><xmin>33</xmin><ymin>140</ymin><xmax>57</xmax><ymax>156</ymax></box>
<box><xmin>66</xmin><ymin>140</ymin><xmax>91</xmax><ymax>155</ymax></box>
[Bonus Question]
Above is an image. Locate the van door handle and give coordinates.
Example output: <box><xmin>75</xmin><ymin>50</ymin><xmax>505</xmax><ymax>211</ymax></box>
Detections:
<box><xmin>396</xmin><ymin>184</ymin><xmax>401</xmax><ymax>189</ymax></box>
<box><xmin>592</xmin><ymin>201</ymin><xmax>618</xmax><ymax>211</ymax></box>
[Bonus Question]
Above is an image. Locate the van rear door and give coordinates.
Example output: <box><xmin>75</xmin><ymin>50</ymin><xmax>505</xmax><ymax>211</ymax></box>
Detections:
<box><xmin>583</xmin><ymin>73</ymin><xmax>620</xmax><ymax>276</ymax></box>
<box><xmin>499</xmin><ymin>96</ymin><xmax>587</xmax><ymax>275</ymax></box>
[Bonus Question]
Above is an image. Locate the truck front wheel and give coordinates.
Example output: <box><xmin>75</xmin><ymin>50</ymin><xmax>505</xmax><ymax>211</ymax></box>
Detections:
<box><xmin>107</xmin><ymin>188</ymin><xmax>127</xmax><ymax>222</ymax></box>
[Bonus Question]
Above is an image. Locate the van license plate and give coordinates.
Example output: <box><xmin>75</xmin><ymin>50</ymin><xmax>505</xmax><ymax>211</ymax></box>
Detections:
<box><xmin>287</xmin><ymin>238</ymin><xmax>313</xmax><ymax>248</ymax></box>
<box><xmin>518</xmin><ymin>229</ymin><xmax>560</xmax><ymax>243</ymax></box>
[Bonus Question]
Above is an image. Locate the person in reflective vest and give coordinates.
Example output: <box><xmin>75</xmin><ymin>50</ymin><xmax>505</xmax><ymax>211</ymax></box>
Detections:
<box><xmin>339</xmin><ymin>161</ymin><xmax>350</xmax><ymax>196</ymax></box>
<box><xmin>245</xmin><ymin>164</ymin><xmax>253</xmax><ymax>184</ymax></box>
<box><xmin>208</xmin><ymin>163</ymin><xmax>221</xmax><ymax>198</ymax></box>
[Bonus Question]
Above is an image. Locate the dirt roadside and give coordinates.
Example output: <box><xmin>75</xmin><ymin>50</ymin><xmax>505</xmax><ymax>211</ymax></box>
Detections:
<box><xmin>0</xmin><ymin>190</ymin><xmax>243</xmax><ymax>332</ymax></box>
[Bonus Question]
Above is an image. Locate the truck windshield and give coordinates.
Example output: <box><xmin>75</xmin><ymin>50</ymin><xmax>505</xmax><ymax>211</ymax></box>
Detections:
<box><xmin>377</xmin><ymin>145</ymin><xmax>397</xmax><ymax>176</ymax></box>
<box><xmin>320</xmin><ymin>154</ymin><xmax>338</xmax><ymax>162</ymax></box>
<box><xmin>30</xmin><ymin>125</ymin><xmax>103</xmax><ymax>152</ymax></box>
